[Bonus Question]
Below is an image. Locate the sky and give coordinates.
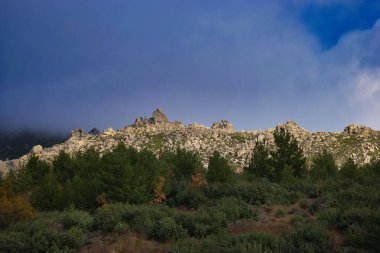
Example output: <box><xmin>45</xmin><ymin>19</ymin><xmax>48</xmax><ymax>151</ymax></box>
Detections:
<box><xmin>1</xmin><ymin>0</ymin><xmax>380</xmax><ymax>133</ymax></box>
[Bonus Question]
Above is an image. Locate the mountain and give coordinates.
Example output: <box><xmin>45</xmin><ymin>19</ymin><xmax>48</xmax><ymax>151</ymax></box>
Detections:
<box><xmin>1</xmin><ymin>108</ymin><xmax>379</xmax><ymax>174</ymax></box>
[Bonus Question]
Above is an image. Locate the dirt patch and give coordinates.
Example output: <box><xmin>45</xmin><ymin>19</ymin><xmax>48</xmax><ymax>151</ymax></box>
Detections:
<box><xmin>79</xmin><ymin>233</ymin><xmax>170</xmax><ymax>253</ymax></box>
<box><xmin>329</xmin><ymin>229</ymin><xmax>344</xmax><ymax>253</ymax></box>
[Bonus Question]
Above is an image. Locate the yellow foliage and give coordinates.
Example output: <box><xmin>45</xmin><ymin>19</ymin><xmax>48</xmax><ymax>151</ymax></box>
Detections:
<box><xmin>150</xmin><ymin>176</ymin><xmax>166</xmax><ymax>205</ymax></box>
<box><xmin>191</xmin><ymin>172</ymin><xmax>207</xmax><ymax>188</ymax></box>
<box><xmin>0</xmin><ymin>177</ymin><xmax>36</xmax><ymax>229</ymax></box>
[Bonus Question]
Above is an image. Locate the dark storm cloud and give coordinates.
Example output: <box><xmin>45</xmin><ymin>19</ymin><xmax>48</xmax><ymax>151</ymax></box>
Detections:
<box><xmin>0</xmin><ymin>0</ymin><xmax>379</xmax><ymax>132</ymax></box>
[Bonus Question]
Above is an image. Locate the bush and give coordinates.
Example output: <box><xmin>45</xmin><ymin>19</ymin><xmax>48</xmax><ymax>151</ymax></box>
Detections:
<box><xmin>0</xmin><ymin>191</ymin><xmax>36</xmax><ymax>229</ymax></box>
<box><xmin>214</xmin><ymin>197</ymin><xmax>259</xmax><ymax>221</ymax></box>
<box><xmin>340</xmin><ymin>207</ymin><xmax>380</xmax><ymax>251</ymax></box>
<box><xmin>318</xmin><ymin>208</ymin><xmax>340</xmax><ymax>228</ymax></box>
<box><xmin>54</xmin><ymin>208</ymin><xmax>93</xmax><ymax>230</ymax></box>
<box><xmin>0</xmin><ymin>213</ymin><xmax>87</xmax><ymax>253</ymax></box>
<box><xmin>176</xmin><ymin>209</ymin><xmax>228</xmax><ymax>238</ymax></box>
<box><xmin>176</xmin><ymin>185</ymin><xmax>206</xmax><ymax>209</ymax></box>
<box><xmin>285</xmin><ymin>223</ymin><xmax>332</xmax><ymax>253</ymax></box>
<box><xmin>153</xmin><ymin>217</ymin><xmax>186</xmax><ymax>242</ymax></box>
<box><xmin>93</xmin><ymin>203</ymin><xmax>126</xmax><ymax>232</ymax></box>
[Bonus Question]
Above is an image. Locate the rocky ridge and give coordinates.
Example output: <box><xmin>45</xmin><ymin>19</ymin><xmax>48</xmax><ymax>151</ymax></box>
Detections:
<box><xmin>1</xmin><ymin>109</ymin><xmax>379</xmax><ymax>174</ymax></box>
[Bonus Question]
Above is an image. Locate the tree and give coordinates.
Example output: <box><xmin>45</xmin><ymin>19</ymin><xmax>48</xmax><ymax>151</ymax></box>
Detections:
<box><xmin>164</xmin><ymin>148</ymin><xmax>204</xmax><ymax>180</ymax></box>
<box><xmin>340</xmin><ymin>158</ymin><xmax>358</xmax><ymax>179</ymax></box>
<box><xmin>311</xmin><ymin>150</ymin><xmax>338</xmax><ymax>180</ymax></box>
<box><xmin>271</xmin><ymin>127</ymin><xmax>306</xmax><ymax>180</ymax></box>
<box><xmin>207</xmin><ymin>151</ymin><xmax>234</xmax><ymax>183</ymax></box>
<box><xmin>245</xmin><ymin>140</ymin><xmax>273</xmax><ymax>180</ymax></box>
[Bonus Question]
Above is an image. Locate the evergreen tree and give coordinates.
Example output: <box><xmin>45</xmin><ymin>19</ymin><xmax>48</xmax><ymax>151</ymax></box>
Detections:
<box><xmin>271</xmin><ymin>127</ymin><xmax>306</xmax><ymax>180</ymax></box>
<box><xmin>163</xmin><ymin>148</ymin><xmax>204</xmax><ymax>180</ymax></box>
<box><xmin>245</xmin><ymin>140</ymin><xmax>273</xmax><ymax>180</ymax></box>
<box><xmin>207</xmin><ymin>151</ymin><xmax>234</xmax><ymax>183</ymax></box>
<box><xmin>311</xmin><ymin>150</ymin><xmax>338</xmax><ymax>180</ymax></box>
<box><xmin>340</xmin><ymin>158</ymin><xmax>358</xmax><ymax>179</ymax></box>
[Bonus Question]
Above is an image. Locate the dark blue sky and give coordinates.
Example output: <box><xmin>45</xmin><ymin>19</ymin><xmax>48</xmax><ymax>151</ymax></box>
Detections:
<box><xmin>1</xmin><ymin>0</ymin><xmax>380</xmax><ymax>132</ymax></box>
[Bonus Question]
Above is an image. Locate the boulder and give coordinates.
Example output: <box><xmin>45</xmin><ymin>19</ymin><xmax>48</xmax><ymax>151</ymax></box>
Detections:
<box><xmin>31</xmin><ymin>145</ymin><xmax>43</xmax><ymax>155</ymax></box>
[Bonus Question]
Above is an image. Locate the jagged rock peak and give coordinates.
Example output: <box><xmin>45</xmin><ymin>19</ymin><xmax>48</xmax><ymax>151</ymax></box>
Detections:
<box><xmin>276</xmin><ymin>120</ymin><xmax>300</xmax><ymax>130</ymax></box>
<box><xmin>131</xmin><ymin>108</ymin><xmax>173</xmax><ymax>127</ymax></box>
<box><xmin>211</xmin><ymin>120</ymin><xmax>234</xmax><ymax>131</ymax></box>
<box><xmin>71</xmin><ymin>128</ymin><xmax>87</xmax><ymax>138</ymax></box>
<box><xmin>89</xmin><ymin>128</ymin><xmax>101</xmax><ymax>135</ymax></box>
<box><xmin>151</xmin><ymin>108</ymin><xmax>169</xmax><ymax>123</ymax></box>
<box><xmin>285</xmin><ymin>120</ymin><xmax>299</xmax><ymax>128</ymax></box>
<box><xmin>344</xmin><ymin>124</ymin><xmax>373</xmax><ymax>135</ymax></box>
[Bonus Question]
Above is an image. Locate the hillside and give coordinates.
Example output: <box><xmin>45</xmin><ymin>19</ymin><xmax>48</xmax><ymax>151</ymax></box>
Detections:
<box><xmin>1</xmin><ymin>108</ymin><xmax>379</xmax><ymax>174</ymax></box>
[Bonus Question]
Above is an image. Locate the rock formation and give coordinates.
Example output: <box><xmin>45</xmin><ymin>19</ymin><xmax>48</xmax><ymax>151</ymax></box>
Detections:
<box><xmin>1</xmin><ymin>108</ymin><xmax>379</xmax><ymax>175</ymax></box>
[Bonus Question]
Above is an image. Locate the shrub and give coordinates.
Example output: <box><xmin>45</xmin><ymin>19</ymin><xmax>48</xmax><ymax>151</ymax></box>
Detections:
<box><xmin>176</xmin><ymin>209</ymin><xmax>228</xmax><ymax>238</ymax></box>
<box><xmin>55</xmin><ymin>208</ymin><xmax>93</xmax><ymax>230</ymax></box>
<box><xmin>318</xmin><ymin>208</ymin><xmax>340</xmax><ymax>228</ymax></box>
<box><xmin>176</xmin><ymin>185</ymin><xmax>206</xmax><ymax>209</ymax></box>
<box><xmin>93</xmin><ymin>203</ymin><xmax>126</xmax><ymax>232</ymax></box>
<box><xmin>153</xmin><ymin>217</ymin><xmax>186</xmax><ymax>242</ymax></box>
<box><xmin>214</xmin><ymin>197</ymin><xmax>259</xmax><ymax>221</ymax></box>
<box><xmin>285</xmin><ymin>223</ymin><xmax>332</xmax><ymax>253</ymax></box>
<box><xmin>0</xmin><ymin>213</ymin><xmax>87</xmax><ymax>253</ymax></box>
<box><xmin>0</xmin><ymin>181</ymin><xmax>36</xmax><ymax>229</ymax></box>
<box><xmin>340</xmin><ymin>207</ymin><xmax>380</xmax><ymax>251</ymax></box>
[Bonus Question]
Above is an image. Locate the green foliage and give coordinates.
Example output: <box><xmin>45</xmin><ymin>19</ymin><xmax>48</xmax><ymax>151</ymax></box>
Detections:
<box><xmin>176</xmin><ymin>209</ymin><xmax>228</xmax><ymax>238</ymax></box>
<box><xmin>245</xmin><ymin>140</ymin><xmax>273</xmax><ymax>180</ymax></box>
<box><xmin>339</xmin><ymin>158</ymin><xmax>358</xmax><ymax>179</ymax></box>
<box><xmin>207</xmin><ymin>151</ymin><xmax>234</xmax><ymax>183</ymax></box>
<box><xmin>271</xmin><ymin>128</ymin><xmax>306</xmax><ymax>180</ymax></box>
<box><xmin>213</xmin><ymin>197</ymin><xmax>259</xmax><ymax>221</ymax></box>
<box><xmin>285</xmin><ymin>223</ymin><xmax>332</xmax><ymax>253</ymax></box>
<box><xmin>163</xmin><ymin>148</ymin><xmax>204</xmax><ymax>180</ymax></box>
<box><xmin>299</xmin><ymin>199</ymin><xmax>308</xmax><ymax>209</ymax></box>
<box><xmin>93</xmin><ymin>203</ymin><xmax>126</xmax><ymax>232</ymax></box>
<box><xmin>153</xmin><ymin>217</ymin><xmax>187</xmax><ymax>242</ymax></box>
<box><xmin>310</xmin><ymin>150</ymin><xmax>338</xmax><ymax>180</ymax></box>
<box><xmin>0</xmin><ymin>210</ymin><xmax>88</xmax><ymax>253</ymax></box>
<box><xmin>170</xmin><ymin>232</ymin><xmax>285</xmax><ymax>253</ymax></box>
<box><xmin>176</xmin><ymin>185</ymin><xmax>206</xmax><ymax>209</ymax></box>
<box><xmin>206</xmin><ymin>180</ymin><xmax>301</xmax><ymax>206</ymax></box>
<box><xmin>317</xmin><ymin>208</ymin><xmax>339</xmax><ymax>227</ymax></box>
<box><xmin>340</xmin><ymin>208</ymin><xmax>380</xmax><ymax>251</ymax></box>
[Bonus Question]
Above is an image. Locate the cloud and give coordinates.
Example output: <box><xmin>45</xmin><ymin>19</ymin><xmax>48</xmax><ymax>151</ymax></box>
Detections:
<box><xmin>1</xmin><ymin>1</ymin><xmax>379</xmax><ymax>132</ymax></box>
<box><xmin>325</xmin><ymin>20</ymin><xmax>380</xmax><ymax>128</ymax></box>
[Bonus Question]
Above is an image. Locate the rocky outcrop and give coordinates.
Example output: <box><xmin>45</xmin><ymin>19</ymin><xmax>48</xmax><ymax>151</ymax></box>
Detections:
<box><xmin>211</xmin><ymin>120</ymin><xmax>234</xmax><ymax>131</ymax></box>
<box><xmin>1</xmin><ymin>109</ymin><xmax>379</xmax><ymax>174</ymax></box>
<box><xmin>89</xmin><ymin>128</ymin><xmax>101</xmax><ymax>135</ymax></box>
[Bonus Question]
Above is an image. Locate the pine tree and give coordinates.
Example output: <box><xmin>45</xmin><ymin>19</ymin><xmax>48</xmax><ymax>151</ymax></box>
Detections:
<box><xmin>271</xmin><ymin>127</ymin><xmax>306</xmax><ymax>180</ymax></box>
<box><xmin>245</xmin><ymin>140</ymin><xmax>273</xmax><ymax>180</ymax></box>
<box><xmin>207</xmin><ymin>151</ymin><xmax>234</xmax><ymax>183</ymax></box>
<box><xmin>311</xmin><ymin>150</ymin><xmax>338</xmax><ymax>180</ymax></box>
